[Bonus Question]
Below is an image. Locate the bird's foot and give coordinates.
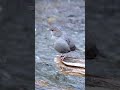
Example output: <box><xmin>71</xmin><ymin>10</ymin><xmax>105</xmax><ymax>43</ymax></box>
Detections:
<box><xmin>60</xmin><ymin>55</ymin><xmax>66</xmax><ymax>61</ymax></box>
<box><xmin>60</xmin><ymin>54</ymin><xmax>67</xmax><ymax>61</ymax></box>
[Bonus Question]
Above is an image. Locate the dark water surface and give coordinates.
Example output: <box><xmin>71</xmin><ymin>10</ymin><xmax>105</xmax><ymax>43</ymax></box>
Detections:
<box><xmin>35</xmin><ymin>0</ymin><xmax>85</xmax><ymax>90</ymax></box>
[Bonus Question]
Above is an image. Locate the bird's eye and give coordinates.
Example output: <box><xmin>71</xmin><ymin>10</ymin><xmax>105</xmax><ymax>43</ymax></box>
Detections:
<box><xmin>51</xmin><ymin>29</ymin><xmax>54</xmax><ymax>31</ymax></box>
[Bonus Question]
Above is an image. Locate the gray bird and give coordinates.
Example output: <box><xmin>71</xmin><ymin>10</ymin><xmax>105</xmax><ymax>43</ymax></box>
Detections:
<box><xmin>50</xmin><ymin>27</ymin><xmax>79</xmax><ymax>59</ymax></box>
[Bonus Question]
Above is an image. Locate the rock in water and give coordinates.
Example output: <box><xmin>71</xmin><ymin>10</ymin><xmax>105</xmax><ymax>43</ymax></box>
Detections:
<box><xmin>54</xmin><ymin>55</ymin><xmax>85</xmax><ymax>76</ymax></box>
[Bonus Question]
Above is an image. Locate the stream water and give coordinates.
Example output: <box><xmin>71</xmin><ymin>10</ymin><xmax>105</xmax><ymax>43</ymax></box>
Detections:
<box><xmin>35</xmin><ymin>0</ymin><xmax>85</xmax><ymax>90</ymax></box>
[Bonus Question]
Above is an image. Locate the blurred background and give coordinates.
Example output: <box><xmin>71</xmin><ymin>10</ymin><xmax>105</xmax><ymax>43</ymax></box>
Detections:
<box><xmin>35</xmin><ymin>0</ymin><xmax>85</xmax><ymax>90</ymax></box>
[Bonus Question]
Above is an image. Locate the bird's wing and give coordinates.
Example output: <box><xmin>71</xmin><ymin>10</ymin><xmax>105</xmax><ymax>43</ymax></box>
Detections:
<box><xmin>63</xmin><ymin>35</ymin><xmax>76</xmax><ymax>51</ymax></box>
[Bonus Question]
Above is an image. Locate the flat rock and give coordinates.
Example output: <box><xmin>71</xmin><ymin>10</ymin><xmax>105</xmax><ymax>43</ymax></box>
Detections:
<box><xmin>54</xmin><ymin>55</ymin><xmax>85</xmax><ymax>76</ymax></box>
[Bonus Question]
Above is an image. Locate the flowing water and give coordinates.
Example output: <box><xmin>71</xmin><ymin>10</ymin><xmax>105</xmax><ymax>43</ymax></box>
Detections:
<box><xmin>35</xmin><ymin>0</ymin><xmax>85</xmax><ymax>90</ymax></box>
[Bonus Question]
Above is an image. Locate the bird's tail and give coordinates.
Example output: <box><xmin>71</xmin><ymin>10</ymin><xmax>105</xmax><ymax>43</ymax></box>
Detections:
<box><xmin>76</xmin><ymin>47</ymin><xmax>84</xmax><ymax>52</ymax></box>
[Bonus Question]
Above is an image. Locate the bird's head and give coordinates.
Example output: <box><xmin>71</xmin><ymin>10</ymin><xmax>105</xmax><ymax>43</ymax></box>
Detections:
<box><xmin>50</xmin><ymin>27</ymin><xmax>62</xmax><ymax>37</ymax></box>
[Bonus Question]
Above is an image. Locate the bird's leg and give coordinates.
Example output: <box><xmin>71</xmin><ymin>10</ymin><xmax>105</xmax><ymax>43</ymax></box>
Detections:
<box><xmin>60</xmin><ymin>55</ymin><xmax>66</xmax><ymax>61</ymax></box>
<box><xmin>60</xmin><ymin>53</ymin><xmax>63</xmax><ymax>57</ymax></box>
<box><xmin>60</xmin><ymin>54</ymin><xmax>67</xmax><ymax>61</ymax></box>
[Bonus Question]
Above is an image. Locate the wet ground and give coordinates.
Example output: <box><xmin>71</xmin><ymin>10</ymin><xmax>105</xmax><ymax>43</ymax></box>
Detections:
<box><xmin>35</xmin><ymin>0</ymin><xmax>85</xmax><ymax>90</ymax></box>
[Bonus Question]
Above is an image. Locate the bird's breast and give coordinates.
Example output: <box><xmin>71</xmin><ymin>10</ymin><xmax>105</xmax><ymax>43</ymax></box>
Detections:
<box><xmin>54</xmin><ymin>39</ymin><xmax>70</xmax><ymax>53</ymax></box>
